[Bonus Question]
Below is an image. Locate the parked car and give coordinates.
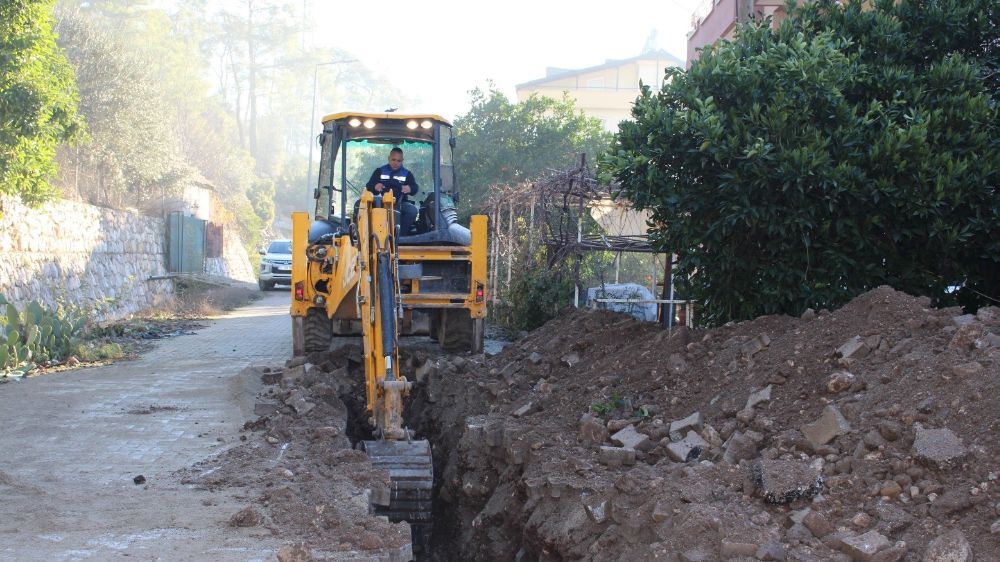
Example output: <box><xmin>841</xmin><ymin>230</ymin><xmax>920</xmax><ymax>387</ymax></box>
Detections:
<box><xmin>258</xmin><ymin>239</ymin><xmax>292</xmax><ymax>290</ymax></box>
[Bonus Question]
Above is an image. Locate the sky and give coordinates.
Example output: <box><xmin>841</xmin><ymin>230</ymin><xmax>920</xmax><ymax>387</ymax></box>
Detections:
<box><xmin>311</xmin><ymin>0</ymin><xmax>704</xmax><ymax>120</ymax></box>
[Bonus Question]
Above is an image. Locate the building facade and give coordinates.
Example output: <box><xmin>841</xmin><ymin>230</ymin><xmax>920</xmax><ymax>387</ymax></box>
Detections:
<box><xmin>515</xmin><ymin>50</ymin><xmax>683</xmax><ymax>131</ymax></box>
<box><xmin>686</xmin><ymin>0</ymin><xmax>788</xmax><ymax>65</ymax></box>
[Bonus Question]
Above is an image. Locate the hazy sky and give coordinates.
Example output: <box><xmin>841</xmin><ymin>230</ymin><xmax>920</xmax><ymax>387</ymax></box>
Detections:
<box><xmin>311</xmin><ymin>0</ymin><xmax>703</xmax><ymax>120</ymax></box>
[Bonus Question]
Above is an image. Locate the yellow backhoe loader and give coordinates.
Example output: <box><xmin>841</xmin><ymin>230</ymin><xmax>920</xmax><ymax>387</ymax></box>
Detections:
<box><xmin>289</xmin><ymin>112</ymin><xmax>488</xmax><ymax>551</ymax></box>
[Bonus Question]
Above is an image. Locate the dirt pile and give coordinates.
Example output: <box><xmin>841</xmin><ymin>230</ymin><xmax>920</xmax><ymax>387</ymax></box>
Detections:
<box><xmin>179</xmin><ymin>346</ymin><xmax>412</xmax><ymax>562</ymax></box>
<box><xmin>412</xmin><ymin>286</ymin><xmax>1000</xmax><ymax>561</ymax></box>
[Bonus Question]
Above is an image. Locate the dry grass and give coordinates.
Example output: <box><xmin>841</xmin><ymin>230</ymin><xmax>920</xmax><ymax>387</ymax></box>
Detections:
<box><xmin>146</xmin><ymin>281</ymin><xmax>261</xmax><ymax>320</ymax></box>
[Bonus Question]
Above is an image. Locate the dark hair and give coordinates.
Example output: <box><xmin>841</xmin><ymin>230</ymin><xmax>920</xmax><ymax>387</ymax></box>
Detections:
<box><xmin>390</xmin><ymin>147</ymin><xmax>403</xmax><ymax>156</ymax></box>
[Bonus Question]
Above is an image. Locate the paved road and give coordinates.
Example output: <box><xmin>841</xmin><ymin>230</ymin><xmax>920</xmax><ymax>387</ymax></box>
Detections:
<box><xmin>0</xmin><ymin>291</ymin><xmax>292</xmax><ymax>561</ymax></box>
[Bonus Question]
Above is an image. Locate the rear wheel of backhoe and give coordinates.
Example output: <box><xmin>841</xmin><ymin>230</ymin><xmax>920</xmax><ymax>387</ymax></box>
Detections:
<box><xmin>302</xmin><ymin>308</ymin><xmax>332</xmax><ymax>353</ymax></box>
<box><xmin>362</xmin><ymin>439</ymin><xmax>433</xmax><ymax>554</ymax></box>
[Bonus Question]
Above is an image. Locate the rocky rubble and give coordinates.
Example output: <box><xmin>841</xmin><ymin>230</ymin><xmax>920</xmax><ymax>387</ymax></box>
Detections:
<box><xmin>409</xmin><ymin>287</ymin><xmax>1000</xmax><ymax>561</ymax></box>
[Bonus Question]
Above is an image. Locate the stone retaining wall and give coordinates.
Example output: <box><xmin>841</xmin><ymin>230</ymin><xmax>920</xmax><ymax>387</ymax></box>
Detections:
<box><xmin>0</xmin><ymin>196</ymin><xmax>173</xmax><ymax>322</ymax></box>
<box><xmin>204</xmin><ymin>226</ymin><xmax>256</xmax><ymax>283</ymax></box>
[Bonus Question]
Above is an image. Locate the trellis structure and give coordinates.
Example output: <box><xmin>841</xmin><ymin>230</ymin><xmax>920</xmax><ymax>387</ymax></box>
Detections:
<box><xmin>483</xmin><ymin>155</ymin><xmax>692</xmax><ymax>327</ymax></box>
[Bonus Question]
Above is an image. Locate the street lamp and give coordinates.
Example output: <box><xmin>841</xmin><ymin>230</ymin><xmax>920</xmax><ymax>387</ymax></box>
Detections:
<box><xmin>305</xmin><ymin>59</ymin><xmax>357</xmax><ymax>213</ymax></box>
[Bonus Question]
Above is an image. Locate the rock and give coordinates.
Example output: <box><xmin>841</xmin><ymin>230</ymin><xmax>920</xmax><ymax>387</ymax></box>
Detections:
<box><xmin>499</xmin><ymin>361</ymin><xmax>521</xmax><ymax>383</ymax></box>
<box><xmin>414</xmin><ymin>359</ymin><xmax>436</xmax><ymax>382</ymax></box>
<box><xmin>852</xmin><ymin>512</ymin><xmax>874</xmax><ymax>528</ymax></box>
<box><xmin>878</xmin><ymin>421</ymin><xmax>902</xmax><ymax>442</ymax></box>
<box><xmin>879</xmin><ymin>480</ymin><xmax>902</xmax><ymax>498</ymax></box>
<box><xmin>651</xmin><ymin>500</ymin><xmax>671</xmax><ymax>523</ymax></box>
<box><xmin>752</xmin><ymin>459</ymin><xmax>824</xmax><ymax>504</ymax></box>
<box><xmin>801</xmin><ymin>308</ymin><xmax>816</xmax><ymax>320</ymax></box>
<box><xmin>912</xmin><ymin>426</ymin><xmax>966</xmax><ymax>469</ymax></box>
<box><xmin>132</xmin><ymin>475</ymin><xmax>145</xmax><ymax>485</ymax></box>
<box><xmin>786</xmin><ymin>523</ymin><xmax>813</xmax><ymax>543</ymax></box>
<box><xmin>598</xmin><ymin>446</ymin><xmax>635</xmax><ymax>468</ymax></box>
<box><xmin>928</xmin><ymin>489</ymin><xmax>973</xmax><ymax>518</ymax></box>
<box><xmin>560</xmin><ymin>352</ymin><xmax>580</xmax><ymax>368</ymax></box>
<box><xmin>802</xmin><ymin>510</ymin><xmax>835</xmax><ymax>538</ymax></box>
<box><xmin>722</xmin><ymin>431</ymin><xmax>759</xmax><ymax>464</ymax></box>
<box><xmin>922</xmin><ymin>530</ymin><xmax>971</xmax><ymax>562</ymax></box>
<box><xmin>528</xmin><ymin>352</ymin><xmax>543</xmax><ymax>365</ymax></box>
<box><xmin>277</xmin><ymin>542</ymin><xmax>313</xmax><ymax>562</ymax></box>
<box><xmin>976</xmin><ymin>306</ymin><xmax>998</xmax><ymax>322</ymax></box>
<box><xmin>990</xmin><ymin>519</ymin><xmax>1000</xmax><ymax>535</ymax></box>
<box><xmin>745</xmin><ymin>385</ymin><xmax>773</xmax><ymax>410</ymax></box>
<box><xmin>874</xmin><ymin>502</ymin><xmax>913</xmax><ymax>535</ymax></box>
<box><xmin>871</xmin><ymin>543</ymin><xmax>907</xmax><ymax>562</ymax></box>
<box><xmin>583</xmin><ymin>495</ymin><xmax>609</xmax><ymax>523</ymax></box>
<box><xmin>254</xmin><ymin>402</ymin><xmax>281</xmax><ymax>416</ymax></box>
<box><xmin>720</xmin><ymin>540</ymin><xmax>758</xmax><ymax>557</ymax></box>
<box><xmin>700</xmin><ymin>424</ymin><xmax>723</xmax><ymax>448</ymax></box>
<box><xmin>736</xmin><ymin>407</ymin><xmax>756</xmax><ymax>424</ymax></box>
<box><xmin>827</xmin><ymin>371</ymin><xmax>856</xmax><ymax>394</ymax></box>
<box><xmin>801</xmin><ymin>405</ymin><xmax>852</xmax><ymax>448</ymax></box>
<box><xmin>837</xmin><ymin>336</ymin><xmax>868</xmax><ymax>360</ymax></box>
<box><xmin>611</xmin><ymin>425</ymin><xmax>652</xmax><ymax>451</ymax></box>
<box><xmin>669</xmin><ymin>411</ymin><xmax>703</xmax><ymax>436</ymax></box>
<box><xmin>666</xmin><ymin>430</ymin><xmax>710</xmax><ymax>462</ymax></box>
<box><xmin>265</xmin><ymin>435</ymin><xmax>279</xmax><ymax>444</ymax></box>
<box><xmin>579</xmin><ymin>414</ymin><xmax>609</xmax><ymax>447</ymax></box>
<box><xmin>741</xmin><ymin>334</ymin><xmax>771</xmax><ymax>357</ymax></box>
<box><xmin>756</xmin><ymin>542</ymin><xmax>787</xmax><ymax>561</ymax></box>
<box><xmin>982</xmin><ymin>332</ymin><xmax>1000</xmax><ymax>348</ymax></box>
<box><xmin>228</xmin><ymin>507</ymin><xmax>261</xmax><ymax>527</ymax></box>
<box><xmin>948</xmin><ymin>362</ymin><xmax>982</xmax><ymax>377</ymax></box>
<box><xmin>280</xmin><ymin>365</ymin><xmax>308</xmax><ymax>388</ymax></box>
<box><xmin>66</xmin><ymin>356</ymin><xmax>80</xmax><ymax>367</ymax></box>
<box><xmin>607</xmin><ymin>419</ymin><xmax>631</xmax><ymax>433</ymax></box>
<box><xmin>951</xmin><ymin>314</ymin><xmax>976</xmax><ymax>327</ymax></box>
<box><xmin>839</xmin><ymin>530</ymin><xmax>891</xmax><ymax>561</ymax></box>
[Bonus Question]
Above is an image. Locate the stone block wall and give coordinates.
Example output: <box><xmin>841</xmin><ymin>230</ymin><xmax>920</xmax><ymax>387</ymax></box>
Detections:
<box><xmin>0</xmin><ymin>197</ymin><xmax>174</xmax><ymax>322</ymax></box>
<box><xmin>204</xmin><ymin>226</ymin><xmax>256</xmax><ymax>284</ymax></box>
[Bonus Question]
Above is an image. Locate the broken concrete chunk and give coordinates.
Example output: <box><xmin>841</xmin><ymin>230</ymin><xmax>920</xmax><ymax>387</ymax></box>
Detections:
<box><xmin>598</xmin><ymin>446</ymin><xmax>635</xmax><ymax>468</ymax></box>
<box><xmin>280</xmin><ymin>364</ymin><xmax>308</xmax><ymax>388</ymax></box>
<box><xmin>922</xmin><ymin>529</ymin><xmax>972</xmax><ymax>562</ymax></box>
<box><xmin>499</xmin><ymin>361</ymin><xmax>520</xmax><ymax>383</ymax></box>
<box><xmin>669</xmin><ymin>411</ymin><xmax>703</xmax><ymax>436</ymax></box>
<box><xmin>582</xmin><ymin>495</ymin><xmax>608</xmax><ymax>523</ymax></box>
<box><xmin>837</xmin><ymin>336</ymin><xmax>867</xmax><ymax>360</ymax></box>
<box><xmin>560</xmin><ymin>352</ymin><xmax>580</xmax><ymax>368</ymax></box>
<box><xmin>578</xmin><ymin>413</ymin><xmax>609</xmax><ymax>447</ymax></box>
<box><xmin>666</xmin><ymin>430</ymin><xmax>710</xmax><ymax>463</ymax></box>
<box><xmin>611</xmin><ymin>424</ymin><xmax>651</xmax><ymax>451</ymax></box>
<box><xmin>722</xmin><ymin>431</ymin><xmax>759</xmax><ymax>464</ymax></box>
<box><xmin>528</xmin><ymin>352</ymin><xmax>543</xmax><ymax>365</ymax></box>
<box><xmin>838</xmin><ymin>530</ymin><xmax>890</xmax><ymax>561</ymax></box>
<box><xmin>745</xmin><ymin>385</ymin><xmax>773</xmax><ymax>410</ymax></box>
<box><xmin>752</xmin><ymin>459</ymin><xmax>824</xmax><ymax>504</ymax></box>
<box><xmin>913</xmin><ymin>425</ymin><xmax>966</xmax><ymax>469</ymax></box>
<box><xmin>741</xmin><ymin>334</ymin><xmax>771</xmax><ymax>357</ymax></box>
<box><xmin>801</xmin><ymin>405</ymin><xmax>851</xmax><ymax>448</ymax></box>
<box><xmin>513</xmin><ymin>402</ymin><xmax>534</xmax><ymax>418</ymax></box>
<box><xmin>826</xmin><ymin>370</ymin><xmax>856</xmax><ymax>393</ymax></box>
<box><xmin>802</xmin><ymin>509</ymin><xmax>835</xmax><ymax>538</ymax></box>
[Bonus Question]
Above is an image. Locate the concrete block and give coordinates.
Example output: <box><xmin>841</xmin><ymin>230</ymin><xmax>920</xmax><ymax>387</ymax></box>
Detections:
<box><xmin>611</xmin><ymin>424</ymin><xmax>651</xmax><ymax>451</ymax></box>
<box><xmin>578</xmin><ymin>414</ymin><xmax>609</xmax><ymax>447</ymax></box>
<box><xmin>801</xmin><ymin>405</ymin><xmax>851</xmax><ymax>448</ymax></box>
<box><xmin>669</xmin><ymin>411</ymin><xmax>704</xmax><ymax>436</ymax></box>
<box><xmin>666</xmin><ymin>430</ymin><xmax>710</xmax><ymax>462</ymax></box>
<box><xmin>722</xmin><ymin>431</ymin><xmax>759</xmax><ymax>464</ymax></box>
<box><xmin>837</xmin><ymin>336</ymin><xmax>867</xmax><ymax>360</ymax></box>
<box><xmin>746</xmin><ymin>385</ymin><xmax>773</xmax><ymax>410</ymax></box>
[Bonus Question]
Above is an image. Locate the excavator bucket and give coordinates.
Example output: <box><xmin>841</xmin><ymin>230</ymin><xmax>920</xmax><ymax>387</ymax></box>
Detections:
<box><xmin>362</xmin><ymin>439</ymin><xmax>434</xmax><ymax>552</ymax></box>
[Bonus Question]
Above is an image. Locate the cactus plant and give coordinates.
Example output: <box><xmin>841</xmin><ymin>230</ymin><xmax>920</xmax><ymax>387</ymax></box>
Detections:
<box><xmin>1</xmin><ymin>295</ymin><xmax>87</xmax><ymax>378</ymax></box>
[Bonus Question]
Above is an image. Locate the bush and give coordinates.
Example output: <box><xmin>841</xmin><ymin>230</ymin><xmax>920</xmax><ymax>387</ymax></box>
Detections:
<box><xmin>602</xmin><ymin>0</ymin><xmax>1000</xmax><ymax>325</ymax></box>
<box><xmin>493</xmin><ymin>264</ymin><xmax>574</xmax><ymax>333</ymax></box>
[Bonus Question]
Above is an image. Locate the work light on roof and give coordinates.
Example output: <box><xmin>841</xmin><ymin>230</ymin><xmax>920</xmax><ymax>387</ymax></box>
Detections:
<box><xmin>363</xmin><ymin>119</ymin><xmax>376</xmax><ymax>129</ymax></box>
<box><xmin>348</xmin><ymin>118</ymin><xmax>361</xmax><ymax>127</ymax></box>
<box><xmin>420</xmin><ymin>120</ymin><xmax>433</xmax><ymax>129</ymax></box>
<box><xmin>406</xmin><ymin>120</ymin><xmax>419</xmax><ymax>130</ymax></box>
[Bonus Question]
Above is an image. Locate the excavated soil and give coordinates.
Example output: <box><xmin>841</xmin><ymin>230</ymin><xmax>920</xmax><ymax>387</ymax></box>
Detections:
<box><xmin>189</xmin><ymin>286</ymin><xmax>999</xmax><ymax>561</ymax></box>
<box><xmin>408</xmin><ymin>286</ymin><xmax>1000</xmax><ymax>561</ymax></box>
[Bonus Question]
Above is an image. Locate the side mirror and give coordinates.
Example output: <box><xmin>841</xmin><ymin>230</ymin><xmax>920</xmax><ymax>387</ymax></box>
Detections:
<box><xmin>258</xmin><ymin>249</ymin><xmax>266</xmax><ymax>255</ymax></box>
<box><xmin>313</xmin><ymin>187</ymin><xmax>321</xmax><ymax>200</ymax></box>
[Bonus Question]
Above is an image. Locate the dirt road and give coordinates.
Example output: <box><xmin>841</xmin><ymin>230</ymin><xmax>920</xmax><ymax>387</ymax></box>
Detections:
<box><xmin>0</xmin><ymin>291</ymin><xmax>292</xmax><ymax>561</ymax></box>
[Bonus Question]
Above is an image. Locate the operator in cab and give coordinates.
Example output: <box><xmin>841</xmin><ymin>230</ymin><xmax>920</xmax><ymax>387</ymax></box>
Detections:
<box><xmin>366</xmin><ymin>147</ymin><xmax>418</xmax><ymax>235</ymax></box>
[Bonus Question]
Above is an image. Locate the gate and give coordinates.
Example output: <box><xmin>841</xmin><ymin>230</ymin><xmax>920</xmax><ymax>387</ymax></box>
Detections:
<box><xmin>167</xmin><ymin>212</ymin><xmax>206</xmax><ymax>273</ymax></box>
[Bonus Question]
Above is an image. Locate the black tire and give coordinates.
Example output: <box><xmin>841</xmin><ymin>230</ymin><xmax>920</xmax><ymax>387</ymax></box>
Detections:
<box><xmin>258</xmin><ymin>279</ymin><xmax>267</xmax><ymax>291</ymax></box>
<box><xmin>303</xmin><ymin>308</ymin><xmax>332</xmax><ymax>353</ymax></box>
<box><xmin>438</xmin><ymin>309</ymin><xmax>474</xmax><ymax>352</ymax></box>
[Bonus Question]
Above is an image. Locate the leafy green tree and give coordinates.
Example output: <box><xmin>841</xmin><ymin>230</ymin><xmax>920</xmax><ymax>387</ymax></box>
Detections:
<box><xmin>248</xmin><ymin>177</ymin><xmax>276</xmax><ymax>225</ymax></box>
<box><xmin>0</xmin><ymin>0</ymin><xmax>81</xmax><ymax>204</ymax></box>
<box><xmin>602</xmin><ymin>0</ymin><xmax>1000</xmax><ymax>325</ymax></box>
<box><xmin>454</xmin><ymin>87</ymin><xmax>611</xmax><ymax>212</ymax></box>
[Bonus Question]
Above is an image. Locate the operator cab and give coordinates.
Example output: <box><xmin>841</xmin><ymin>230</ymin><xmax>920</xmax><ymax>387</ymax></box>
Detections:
<box><xmin>312</xmin><ymin>112</ymin><xmax>469</xmax><ymax>246</ymax></box>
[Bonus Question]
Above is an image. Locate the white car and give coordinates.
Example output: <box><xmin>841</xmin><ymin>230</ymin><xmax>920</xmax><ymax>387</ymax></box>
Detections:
<box><xmin>258</xmin><ymin>239</ymin><xmax>292</xmax><ymax>290</ymax></box>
